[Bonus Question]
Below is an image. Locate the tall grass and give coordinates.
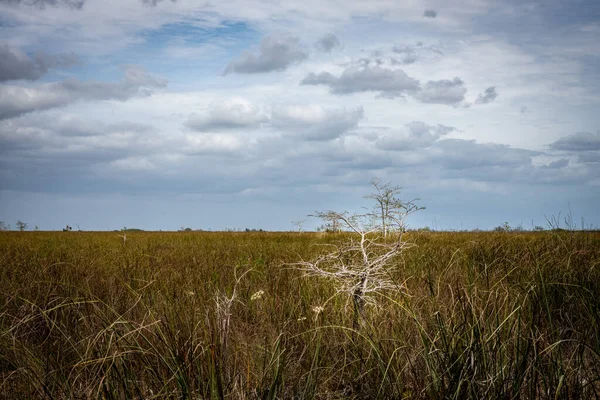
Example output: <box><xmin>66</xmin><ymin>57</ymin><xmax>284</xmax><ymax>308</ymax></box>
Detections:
<box><xmin>0</xmin><ymin>230</ymin><xmax>599</xmax><ymax>398</ymax></box>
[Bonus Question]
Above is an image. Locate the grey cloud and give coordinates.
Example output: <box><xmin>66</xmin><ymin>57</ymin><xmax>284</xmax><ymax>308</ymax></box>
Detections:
<box><xmin>415</xmin><ymin>77</ymin><xmax>467</xmax><ymax>105</ymax></box>
<box><xmin>390</xmin><ymin>43</ymin><xmax>443</xmax><ymax>65</ymax></box>
<box><xmin>476</xmin><ymin>86</ymin><xmax>498</xmax><ymax>104</ymax></box>
<box><xmin>0</xmin><ymin>86</ymin><xmax>68</xmax><ymax>120</ymax></box>
<box><xmin>391</xmin><ymin>45</ymin><xmax>418</xmax><ymax>64</ymax></box>
<box><xmin>542</xmin><ymin>158</ymin><xmax>569</xmax><ymax>169</ymax></box>
<box><xmin>141</xmin><ymin>0</ymin><xmax>176</xmax><ymax>5</ymax></box>
<box><xmin>271</xmin><ymin>105</ymin><xmax>364</xmax><ymax>141</ymax></box>
<box><xmin>301</xmin><ymin>71</ymin><xmax>338</xmax><ymax>85</ymax></box>
<box><xmin>432</xmin><ymin>139</ymin><xmax>537</xmax><ymax>170</ymax></box>
<box><xmin>2</xmin><ymin>0</ymin><xmax>85</xmax><ymax>9</ymax></box>
<box><xmin>185</xmin><ymin>98</ymin><xmax>268</xmax><ymax>131</ymax></box>
<box><xmin>0</xmin><ymin>114</ymin><xmax>156</xmax><ymax>160</ymax></box>
<box><xmin>57</xmin><ymin>73</ymin><xmax>165</xmax><ymax>102</ymax></box>
<box><xmin>423</xmin><ymin>9</ymin><xmax>437</xmax><ymax>18</ymax></box>
<box><xmin>3</xmin><ymin>0</ymin><xmax>174</xmax><ymax>8</ymax></box>
<box><xmin>1</xmin><ymin>109</ymin><xmax>594</xmax><ymax>208</ymax></box>
<box><xmin>315</xmin><ymin>33</ymin><xmax>341</xmax><ymax>52</ymax></box>
<box><xmin>331</xmin><ymin>135</ymin><xmax>539</xmax><ymax>179</ymax></box>
<box><xmin>302</xmin><ymin>66</ymin><xmax>466</xmax><ymax>105</ymax></box>
<box><xmin>0</xmin><ymin>65</ymin><xmax>167</xmax><ymax>119</ymax></box>
<box><xmin>550</xmin><ymin>131</ymin><xmax>600</xmax><ymax>151</ymax></box>
<box><xmin>0</xmin><ymin>114</ymin><xmax>169</xmax><ymax>194</ymax></box>
<box><xmin>0</xmin><ymin>112</ymin><xmax>248</xmax><ymax>195</ymax></box>
<box><xmin>0</xmin><ymin>115</ymin><xmax>101</xmax><ymax>149</ymax></box>
<box><xmin>283</xmin><ymin>132</ymin><xmax>545</xmax><ymax>186</ymax></box>
<box><xmin>0</xmin><ymin>43</ymin><xmax>79</xmax><ymax>82</ymax></box>
<box><xmin>185</xmin><ymin>100</ymin><xmax>364</xmax><ymax>140</ymax></box>
<box><xmin>376</xmin><ymin>121</ymin><xmax>454</xmax><ymax>151</ymax></box>
<box><xmin>577</xmin><ymin>152</ymin><xmax>600</xmax><ymax>163</ymax></box>
<box><xmin>44</xmin><ymin>115</ymin><xmax>150</xmax><ymax>138</ymax></box>
<box><xmin>301</xmin><ymin>66</ymin><xmax>420</xmax><ymax>97</ymax></box>
<box><xmin>224</xmin><ymin>34</ymin><xmax>307</xmax><ymax>74</ymax></box>
<box><xmin>121</xmin><ymin>65</ymin><xmax>167</xmax><ymax>88</ymax></box>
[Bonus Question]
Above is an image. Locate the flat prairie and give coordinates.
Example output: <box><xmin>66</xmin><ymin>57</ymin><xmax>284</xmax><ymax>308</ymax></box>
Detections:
<box><xmin>1</xmin><ymin>230</ymin><xmax>599</xmax><ymax>399</ymax></box>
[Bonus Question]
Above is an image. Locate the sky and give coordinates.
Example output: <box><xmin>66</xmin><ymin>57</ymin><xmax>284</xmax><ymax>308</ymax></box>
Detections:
<box><xmin>0</xmin><ymin>0</ymin><xmax>599</xmax><ymax>231</ymax></box>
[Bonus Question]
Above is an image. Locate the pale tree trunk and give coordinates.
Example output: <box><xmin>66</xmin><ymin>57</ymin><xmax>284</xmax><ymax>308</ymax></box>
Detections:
<box><xmin>380</xmin><ymin>203</ymin><xmax>387</xmax><ymax>238</ymax></box>
<box><xmin>352</xmin><ymin>272</ymin><xmax>368</xmax><ymax>330</ymax></box>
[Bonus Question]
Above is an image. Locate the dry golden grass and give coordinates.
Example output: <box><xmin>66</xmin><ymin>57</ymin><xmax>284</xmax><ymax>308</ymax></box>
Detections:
<box><xmin>1</xmin><ymin>230</ymin><xmax>599</xmax><ymax>399</ymax></box>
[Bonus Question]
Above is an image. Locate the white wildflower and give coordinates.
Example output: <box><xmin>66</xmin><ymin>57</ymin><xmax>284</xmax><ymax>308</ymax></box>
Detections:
<box><xmin>312</xmin><ymin>305</ymin><xmax>324</xmax><ymax>315</ymax></box>
<box><xmin>250</xmin><ymin>290</ymin><xmax>265</xmax><ymax>301</ymax></box>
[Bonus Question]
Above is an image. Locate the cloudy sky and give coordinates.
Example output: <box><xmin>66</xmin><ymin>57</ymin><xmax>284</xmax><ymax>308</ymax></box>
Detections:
<box><xmin>0</xmin><ymin>0</ymin><xmax>599</xmax><ymax>231</ymax></box>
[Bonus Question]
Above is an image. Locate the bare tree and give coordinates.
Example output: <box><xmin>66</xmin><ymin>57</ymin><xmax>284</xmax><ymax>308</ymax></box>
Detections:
<box><xmin>210</xmin><ymin>267</ymin><xmax>253</xmax><ymax>392</ymax></box>
<box><xmin>292</xmin><ymin>219</ymin><xmax>306</xmax><ymax>232</ymax></box>
<box><xmin>16</xmin><ymin>220</ymin><xmax>27</xmax><ymax>231</ymax></box>
<box><xmin>313</xmin><ymin>212</ymin><xmax>342</xmax><ymax>233</ymax></box>
<box><xmin>297</xmin><ymin>204</ymin><xmax>419</xmax><ymax>329</ymax></box>
<box><xmin>365</xmin><ymin>178</ymin><xmax>422</xmax><ymax>237</ymax></box>
<box><xmin>0</xmin><ymin>221</ymin><xmax>7</xmax><ymax>231</ymax></box>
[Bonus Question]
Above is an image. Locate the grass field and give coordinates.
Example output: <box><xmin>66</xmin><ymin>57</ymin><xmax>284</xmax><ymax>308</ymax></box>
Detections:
<box><xmin>1</xmin><ymin>230</ymin><xmax>599</xmax><ymax>399</ymax></box>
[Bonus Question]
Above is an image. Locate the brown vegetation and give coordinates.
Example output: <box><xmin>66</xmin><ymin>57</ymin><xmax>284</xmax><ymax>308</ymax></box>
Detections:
<box><xmin>0</xmin><ymin>230</ymin><xmax>599</xmax><ymax>398</ymax></box>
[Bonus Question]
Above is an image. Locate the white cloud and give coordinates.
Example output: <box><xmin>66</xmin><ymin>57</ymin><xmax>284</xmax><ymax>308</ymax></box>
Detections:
<box><xmin>110</xmin><ymin>156</ymin><xmax>157</xmax><ymax>171</ymax></box>
<box><xmin>184</xmin><ymin>133</ymin><xmax>243</xmax><ymax>154</ymax></box>
<box><xmin>415</xmin><ymin>77</ymin><xmax>467</xmax><ymax>105</ymax></box>
<box><xmin>376</xmin><ymin>121</ymin><xmax>454</xmax><ymax>150</ymax></box>
<box><xmin>271</xmin><ymin>104</ymin><xmax>364</xmax><ymax>140</ymax></box>
<box><xmin>185</xmin><ymin>97</ymin><xmax>268</xmax><ymax>131</ymax></box>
